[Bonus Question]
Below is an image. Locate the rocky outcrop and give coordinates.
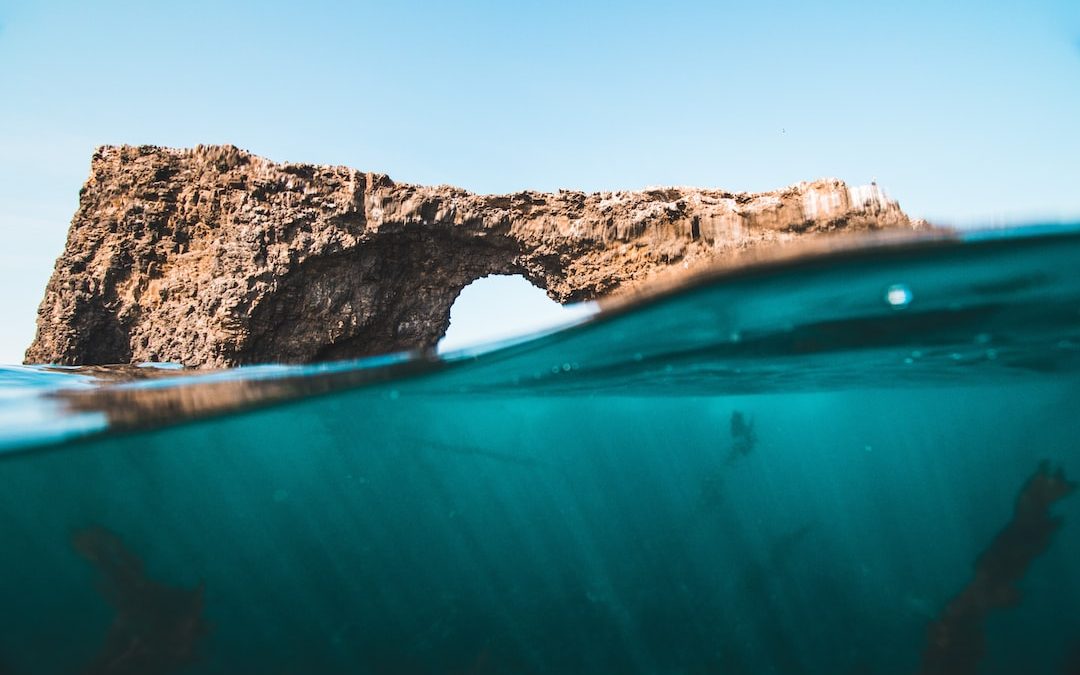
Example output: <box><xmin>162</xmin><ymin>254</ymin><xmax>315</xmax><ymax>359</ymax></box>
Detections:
<box><xmin>26</xmin><ymin>145</ymin><xmax>924</xmax><ymax>368</ymax></box>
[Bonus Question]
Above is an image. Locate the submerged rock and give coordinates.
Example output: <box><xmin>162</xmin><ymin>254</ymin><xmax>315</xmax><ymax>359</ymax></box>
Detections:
<box><xmin>26</xmin><ymin>145</ymin><xmax>924</xmax><ymax>368</ymax></box>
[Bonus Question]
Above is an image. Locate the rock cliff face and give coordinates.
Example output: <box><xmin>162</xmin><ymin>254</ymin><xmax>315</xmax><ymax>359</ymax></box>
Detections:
<box><xmin>26</xmin><ymin>145</ymin><xmax>923</xmax><ymax>368</ymax></box>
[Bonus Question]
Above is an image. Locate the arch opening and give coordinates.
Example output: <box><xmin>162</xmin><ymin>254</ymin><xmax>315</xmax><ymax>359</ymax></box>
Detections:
<box><xmin>437</xmin><ymin>274</ymin><xmax>596</xmax><ymax>354</ymax></box>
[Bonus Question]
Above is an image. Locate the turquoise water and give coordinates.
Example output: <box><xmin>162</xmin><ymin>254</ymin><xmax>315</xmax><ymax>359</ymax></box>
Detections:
<box><xmin>1</xmin><ymin>227</ymin><xmax>1079</xmax><ymax>674</ymax></box>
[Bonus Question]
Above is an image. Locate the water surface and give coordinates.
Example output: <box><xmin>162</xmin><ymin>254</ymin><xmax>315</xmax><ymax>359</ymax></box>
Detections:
<box><xmin>1</xmin><ymin>226</ymin><xmax>1079</xmax><ymax>674</ymax></box>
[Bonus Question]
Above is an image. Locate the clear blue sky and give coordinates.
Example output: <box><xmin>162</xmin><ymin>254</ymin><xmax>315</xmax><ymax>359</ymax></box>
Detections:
<box><xmin>1</xmin><ymin>0</ymin><xmax>1078</xmax><ymax>363</ymax></box>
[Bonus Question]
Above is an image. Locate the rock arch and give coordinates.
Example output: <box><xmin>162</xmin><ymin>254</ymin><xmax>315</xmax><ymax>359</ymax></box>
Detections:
<box><xmin>25</xmin><ymin>145</ymin><xmax>921</xmax><ymax>368</ymax></box>
<box><xmin>239</xmin><ymin>230</ymin><xmax>534</xmax><ymax>364</ymax></box>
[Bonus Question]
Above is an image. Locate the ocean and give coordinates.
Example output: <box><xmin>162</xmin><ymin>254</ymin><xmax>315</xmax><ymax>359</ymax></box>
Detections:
<box><xmin>0</xmin><ymin>225</ymin><xmax>1078</xmax><ymax>674</ymax></box>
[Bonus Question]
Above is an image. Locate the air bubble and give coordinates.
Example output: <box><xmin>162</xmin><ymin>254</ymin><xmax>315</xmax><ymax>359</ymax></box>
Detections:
<box><xmin>885</xmin><ymin>284</ymin><xmax>912</xmax><ymax>309</ymax></box>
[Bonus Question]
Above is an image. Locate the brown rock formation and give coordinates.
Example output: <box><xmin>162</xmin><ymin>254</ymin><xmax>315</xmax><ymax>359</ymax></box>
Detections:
<box><xmin>26</xmin><ymin>145</ymin><xmax>923</xmax><ymax>368</ymax></box>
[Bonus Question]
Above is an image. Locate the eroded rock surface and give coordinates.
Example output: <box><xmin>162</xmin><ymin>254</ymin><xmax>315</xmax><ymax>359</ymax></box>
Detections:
<box><xmin>27</xmin><ymin>145</ymin><xmax>923</xmax><ymax>367</ymax></box>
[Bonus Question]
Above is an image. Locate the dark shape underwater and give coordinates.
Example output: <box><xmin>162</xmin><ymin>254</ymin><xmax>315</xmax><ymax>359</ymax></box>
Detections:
<box><xmin>72</xmin><ymin>526</ymin><xmax>209</xmax><ymax>675</ymax></box>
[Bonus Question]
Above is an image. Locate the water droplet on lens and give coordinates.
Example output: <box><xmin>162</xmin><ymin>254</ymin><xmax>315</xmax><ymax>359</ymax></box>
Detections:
<box><xmin>562</xmin><ymin>363</ymin><xmax>572</xmax><ymax>372</ymax></box>
<box><xmin>974</xmin><ymin>333</ymin><xmax>991</xmax><ymax>344</ymax></box>
<box><xmin>388</xmin><ymin>389</ymin><xmax>400</xmax><ymax>400</ymax></box>
<box><xmin>885</xmin><ymin>284</ymin><xmax>912</xmax><ymax>309</ymax></box>
<box><xmin>633</xmin><ymin>352</ymin><xmax>643</xmax><ymax>362</ymax></box>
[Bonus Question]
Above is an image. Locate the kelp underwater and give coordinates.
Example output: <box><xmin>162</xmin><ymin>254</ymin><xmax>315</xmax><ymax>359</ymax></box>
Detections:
<box><xmin>71</xmin><ymin>526</ymin><xmax>209</xmax><ymax>675</ymax></box>
<box><xmin>0</xmin><ymin>226</ymin><xmax>1078</xmax><ymax>673</ymax></box>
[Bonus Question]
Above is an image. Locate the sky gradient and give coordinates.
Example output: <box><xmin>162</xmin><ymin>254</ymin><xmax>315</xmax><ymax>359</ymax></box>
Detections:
<box><xmin>1</xmin><ymin>0</ymin><xmax>1078</xmax><ymax>363</ymax></box>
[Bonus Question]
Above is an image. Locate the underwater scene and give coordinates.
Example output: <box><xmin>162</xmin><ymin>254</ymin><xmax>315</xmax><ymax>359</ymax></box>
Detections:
<box><xmin>0</xmin><ymin>226</ymin><xmax>1079</xmax><ymax>674</ymax></box>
